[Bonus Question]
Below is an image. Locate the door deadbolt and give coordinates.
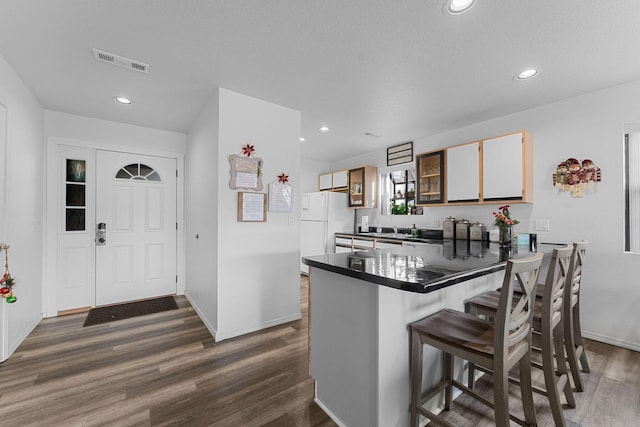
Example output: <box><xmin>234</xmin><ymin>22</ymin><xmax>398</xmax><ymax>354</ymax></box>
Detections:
<box><xmin>96</xmin><ymin>222</ymin><xmax>107</xmax><ymax>246</ymax></box>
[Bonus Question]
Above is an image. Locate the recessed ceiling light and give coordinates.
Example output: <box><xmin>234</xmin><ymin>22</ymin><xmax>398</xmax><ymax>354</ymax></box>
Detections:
<box><xmin>299</xmin><ymin>137</ymin><xmax>306</xmax><ymax>142</ymax></box>
<box><xmin>319</xmin><ymin>126</ymin><xmax>330</xmax><ymax>133</ymax></box>
<box><xmin>515</xmin><ymin>69</ymin><xmax>538</xmax><ymax>81</ymax></box>
<box><xmin>114</xmin><ymin>96</ymin><xmax>132</xmax><ymax>104</ymax></box>
<box><xmin>447</xmin><ymin>0</ymin><xmax>476</xmax><ymax>14</ymax></box>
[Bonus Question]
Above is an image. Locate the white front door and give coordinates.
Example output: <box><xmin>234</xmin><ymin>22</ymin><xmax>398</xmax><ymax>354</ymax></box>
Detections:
<box><xmin>95</xmin><ymin>151</ymin><xmax>177</xmax><ymax>306</ymax></box>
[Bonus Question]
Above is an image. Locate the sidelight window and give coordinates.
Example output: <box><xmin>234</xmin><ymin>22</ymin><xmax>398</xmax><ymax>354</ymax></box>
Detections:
<box><xmin>625</xmin><ymin>130</ymin><xmax>640</xmax><ymax>253</ymax></box>
<box><xmin>65</xmin><ymin>159</ymin><xmax>86</xmax><ymax>231</ymax></box>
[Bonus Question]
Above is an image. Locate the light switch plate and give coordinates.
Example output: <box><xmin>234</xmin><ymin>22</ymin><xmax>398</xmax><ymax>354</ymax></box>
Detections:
<box><xmin>535</xmin><ymin>219</ymin><xmax>550</xmax><ymax>231</ymax></box>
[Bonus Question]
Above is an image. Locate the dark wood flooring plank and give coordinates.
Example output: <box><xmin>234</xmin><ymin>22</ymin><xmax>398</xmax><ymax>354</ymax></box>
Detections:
<box><xmin>0</xmin><ymin>287</ymin><xmax>336</xmax><ymax>427</ymax></box>
<box><xmin>4</xmin><ymin>279</ymin><xmax>637</xmax><ymax>426</ymax></box>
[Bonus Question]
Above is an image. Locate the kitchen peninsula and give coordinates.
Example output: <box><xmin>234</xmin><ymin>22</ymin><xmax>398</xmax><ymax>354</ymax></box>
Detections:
<box><xmin>303</xmin><ymin>242</ymin><xmax>558</xmax><ymax>427</ymax></box>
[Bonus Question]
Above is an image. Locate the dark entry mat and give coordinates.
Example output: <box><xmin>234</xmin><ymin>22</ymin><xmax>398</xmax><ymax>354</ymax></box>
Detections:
<box><xmin>83</xmin><ymin>296</ymin><xmax>178</xmax><ymax>327</ymax></box>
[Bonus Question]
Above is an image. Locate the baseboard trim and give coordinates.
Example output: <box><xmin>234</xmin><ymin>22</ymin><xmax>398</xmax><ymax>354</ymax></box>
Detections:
<box><xmin>6</xmin><ymin>316</ymin><xmax>41</xmax><ymax>361</ymax></box>
<box><xmin>583</xmin><ymin>330</ymin><xmax>640</xmax><ymax>352</ymax></box>
<box><xmin>215</xmin><ymin>312</ymin><xmax>302</xmax><ymax>342</ymax></box>
<box><xmin>184</xmin><ymin>292</ymin><xmax>218</xmax><ymax>340</ymax></box>
<box><xmin>314</xmin><ymin>397</ymin><xmax>348</xmax><ymax>427</ymax></box>
<box><xmin>184</xmin><ymin>293</ymin><xmax>302</xmax><ymax>343</ymax></box>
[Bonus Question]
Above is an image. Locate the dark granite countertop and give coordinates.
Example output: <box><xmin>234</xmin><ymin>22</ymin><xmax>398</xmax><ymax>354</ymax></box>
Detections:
<box><xmin>302</xmin><ymin>241</ymin><xmax>565</xmax><ymax>294</ymax></box>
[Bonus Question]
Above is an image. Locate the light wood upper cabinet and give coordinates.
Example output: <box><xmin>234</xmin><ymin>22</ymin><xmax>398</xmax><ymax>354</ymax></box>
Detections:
<box><xmin>348</xmin><ymin>166</ymin><xmax>378</xmax><ymax>208</ymax></box>
<box><xmin>416</xmin><ymin>150</ymin><xmax>445</xmax><ymax>204</ymax></box>
<box><xmin>318</xmin><ymin>169</ymin><xmax>349</xmax><ymax>191</ymax></box>
<box><xmin>482</xmin><ymin>131</ymin><xmax>533</xmax><ymax>202</ymax></box>
<box><xmin>415</xmin><ymin>130</ymin><xmax>533</xmax><ymax>206</ymax></box>
<box><xmin>446</xmin><ymin>141</ymin><xmax>480</xmax><ymax>203</ymax></box>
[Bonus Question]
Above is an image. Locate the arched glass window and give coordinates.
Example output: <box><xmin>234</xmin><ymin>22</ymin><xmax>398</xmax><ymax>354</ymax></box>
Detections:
<box><xmin>115</xmin><ymin>163</ymin><xmax>161</xmax><ymax>182</ymax></box>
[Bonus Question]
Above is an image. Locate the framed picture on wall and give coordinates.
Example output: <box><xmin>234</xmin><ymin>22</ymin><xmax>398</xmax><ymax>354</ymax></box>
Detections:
<box><xmin>229</xmin><ymin>154</ymin><xmax>264</xmax><ymax>191</ymax></box>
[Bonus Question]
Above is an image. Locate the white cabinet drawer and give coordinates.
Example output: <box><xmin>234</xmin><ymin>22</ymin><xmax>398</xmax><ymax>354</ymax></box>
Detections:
<box><xmin>352</xmin><ymin>238</ymin><xmax>375</xmax><ymax>250</ymax></box>
<box><xmin>375</xmin><ymin>241</ymin><xmax>403</xmax><ymax>249</ymax></box>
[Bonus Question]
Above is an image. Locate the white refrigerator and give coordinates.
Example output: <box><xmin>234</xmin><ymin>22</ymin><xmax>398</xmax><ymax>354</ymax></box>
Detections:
<box><xmin>300</xmin><ymin>191</ymin><xmax>354</xmax><ymax>274</ymax></box>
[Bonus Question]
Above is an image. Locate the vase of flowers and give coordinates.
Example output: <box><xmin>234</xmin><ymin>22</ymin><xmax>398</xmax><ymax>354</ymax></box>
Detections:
<box><xmin>493</xmin><ymin>205</ymin><xmax>519</xmax><ymax>247</ymax></box>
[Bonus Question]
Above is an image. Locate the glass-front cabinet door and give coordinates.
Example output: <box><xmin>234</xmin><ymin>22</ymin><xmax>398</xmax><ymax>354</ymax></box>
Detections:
<box><xmin>416</xmin><ymin>150</ymin><xmax>445</xmax><ymax>204</ymax></box>
<box><xmin>348</xmin><ymin>167</ymin><xmax>365</xmax><ymax>207</ymax></box>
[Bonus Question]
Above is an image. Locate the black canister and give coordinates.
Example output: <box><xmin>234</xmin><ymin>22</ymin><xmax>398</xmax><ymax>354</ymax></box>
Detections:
<box><xmin>529</xmin><ymin>233</ymin><xmax>537</xmax><ymax>252</ymax></box>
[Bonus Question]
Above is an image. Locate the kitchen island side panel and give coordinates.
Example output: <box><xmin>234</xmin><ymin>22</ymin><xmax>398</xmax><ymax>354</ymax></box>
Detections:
<box><xmin>309</xmin><ymin>266</ymin><xmax>504</xmax><ymax>427</ymax></box>
<box><xmin>376</xmin><ymin>272</ymin><xmax>502</xmax><ymax>427</ymax></box>
<box><xmin>309</xmin><ymin>267</ymin><xmax>378</xmax><ymax>427</ymax></box>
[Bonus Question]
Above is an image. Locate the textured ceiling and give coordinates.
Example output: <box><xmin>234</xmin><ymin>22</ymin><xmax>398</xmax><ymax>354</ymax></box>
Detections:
<box><xmin>1</xmin><ymin>0</ymin><xmax>639</xmax><ymax>162</ymax></box>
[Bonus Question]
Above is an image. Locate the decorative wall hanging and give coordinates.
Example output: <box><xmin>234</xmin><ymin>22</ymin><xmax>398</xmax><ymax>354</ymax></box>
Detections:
<box><xmin>0</xmin><ymin>243</ymin><xmax>17</xmax><ymax>304</ymax></box>
<box><xmin>387</xmin><ymin>141</ymin><xmax>413</xmax><ymax>166</ymax></box>
<box><xmin>237</xmin><ymin>192</ymin><xmax>267</xmax><ymax>222</ymax></box>
<box><xmin>229</xmin><ymin>143</ymin><xmax>264</xmax><ymax>191</ymax></box>
<box><xmin>553</xmin><ymin>157</ymin><xmax>601</xmax><ymax>198</ymax></box>
<box><xmin>269</xmin><ymin>173</ymin><xmax>293</xmax><ymax>213</ymax></box>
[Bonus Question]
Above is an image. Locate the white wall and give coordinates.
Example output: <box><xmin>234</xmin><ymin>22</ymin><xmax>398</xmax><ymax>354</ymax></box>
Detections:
<box><xmin>0</xmin><ymin>54</ymin><xmax>45</xmax><ymax>361</ymax></box>
<box><xmin>45</xmin><ymin>111</ymin><xmax>187</xmax><ymax>154</ymax></box>
<box><xmin>186</xmin><ymin>88</ymin><xmax>302</xmax><ymax>341</ymax></box>
<box><xmin>301</xmin><ymin>157</ymin><xmax>330</xmax><ymax>194</ymax></box>
<box><xmin>330</xmin><ymin>79</ymin><xmax>640</xmax><ymax>351</ymax></box>
<box><xmin>185</xmin><ymin>90</ymin><xmax>220</xmax><ymax>334</ymax></box>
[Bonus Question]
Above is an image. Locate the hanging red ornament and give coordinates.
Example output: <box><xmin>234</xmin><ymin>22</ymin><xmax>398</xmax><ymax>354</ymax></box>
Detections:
<box><xmin>241</xmin><ymin>143</ymin><xmax>255</xmax><ymax>157</ymax></box>
<box><xmin>0</xmin><ymin>243</ymin><xmax>16</xmax><ymax>304</ymax></box>
<box><xmin>277</xmin><ymin>173</ymin><xmax>289</xmax><ymax>184</ymax></box>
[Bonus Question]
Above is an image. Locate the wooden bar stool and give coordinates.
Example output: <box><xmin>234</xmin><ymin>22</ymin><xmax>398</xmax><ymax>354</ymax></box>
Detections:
<box><xmin>519</xmin><ymin>241</ymin><xmax>589</xmax><ymax>391</ymax></box>
<box><xmin>464</xmin><ymin>246</ymin><xmax>576</xmax><ymax>427</ymax></box>
<box><xmin>409</xmin><ymin>253</ymin><xmax>543</xmax><ymax>427</ymax></box>
<box><xmin>562</xmin><ymin>241</ymin><xmax>590</xmax><ymax>391</ymax></box>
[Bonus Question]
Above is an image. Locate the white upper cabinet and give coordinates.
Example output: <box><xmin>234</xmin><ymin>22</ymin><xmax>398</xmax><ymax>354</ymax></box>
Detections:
<box><xmin>482</xmin><ymin>131</ymin><xmax>533</xmax><ymax>201</ymax></box>
<box><xmin>319</xmin><ymin>173</ymin><xmax>333</xmax><ymax>190</ymax></box>
<box><xmin>318</xmin><ymin>169</ymin><xmax>348</xmax><ymax>191</ymax></box>
<box><xmin>332</xmin><ymin>170</ymin><xmax>348</xmax><ymax>189</ymax></box>
<box><xmin>447</xmin><ymin>142</ymin><xmax>480</xmax><ymax>202</ymax></box>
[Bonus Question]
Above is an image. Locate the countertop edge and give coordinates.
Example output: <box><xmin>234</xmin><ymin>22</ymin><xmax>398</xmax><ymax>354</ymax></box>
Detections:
<box><xmin>303</xmin><ymin>254</ymin><xmax>509</xmax><ymax>293</ymax></box>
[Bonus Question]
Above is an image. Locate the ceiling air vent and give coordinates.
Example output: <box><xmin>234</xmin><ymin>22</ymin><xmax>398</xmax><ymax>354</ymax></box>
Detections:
<box><xmin>92</xmin><ymin>48</ymin><xmax>149</xmax><ymax>74</ymax></box>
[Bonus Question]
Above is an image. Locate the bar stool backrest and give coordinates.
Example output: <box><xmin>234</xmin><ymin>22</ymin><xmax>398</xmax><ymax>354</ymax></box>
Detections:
<box><xmin>494</xmin><ymin>253</ymin><xmax>543</xmax><ymax>359</ymax></box>
<box><xmin>542</xmin><ymin>246</ymin><xmax>573</xmax><ymax>330</ymax></box>
<box><xmin>567</xmin><ymin>241</ymin><xmax>588</xmax><ymax>306</ymax></box>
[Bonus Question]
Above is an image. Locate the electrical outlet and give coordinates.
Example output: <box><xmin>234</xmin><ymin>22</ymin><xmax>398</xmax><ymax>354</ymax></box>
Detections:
<box><xmin>534</xmin><ymin>220</ymin><xmax>550</xmax><ymax>231</ymax></box>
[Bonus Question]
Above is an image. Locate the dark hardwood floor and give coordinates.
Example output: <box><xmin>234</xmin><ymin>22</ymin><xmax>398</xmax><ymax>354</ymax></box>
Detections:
<box><xmin>1</xmin><ymin>276</ymin><xmax>639</xmax><ymax>426</ymax></box>
<box><xmin>0</xmin><ymin>278</ymin><xmax>336</xmax><ymax>427</ymax></box>
<box><xmin>435</xmin><ymin>337</ymin><xmax>640</xmax><ymax>426</ymax></box>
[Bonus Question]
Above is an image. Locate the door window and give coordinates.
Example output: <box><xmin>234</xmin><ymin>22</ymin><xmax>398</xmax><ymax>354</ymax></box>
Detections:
<box><xmin>115</xmin><ymin>163</ymin><xmax>161</xmax><ymax>182</ymax></box>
